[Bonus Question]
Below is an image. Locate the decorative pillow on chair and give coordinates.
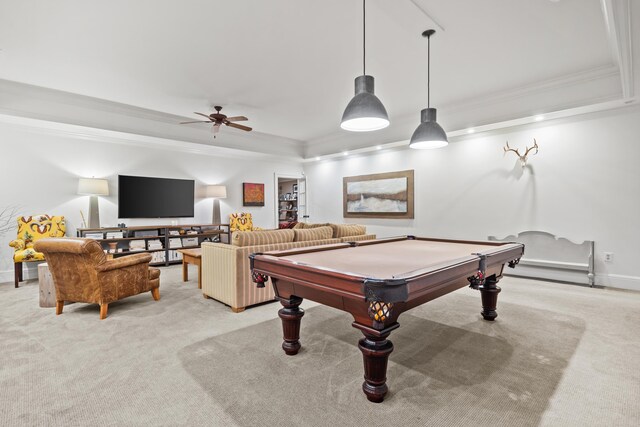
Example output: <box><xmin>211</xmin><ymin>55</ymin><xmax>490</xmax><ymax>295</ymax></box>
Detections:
<box><xmin>229</xmin><ymin>213</ymin><xmax>254</xmax><ymax>232</ymax></box>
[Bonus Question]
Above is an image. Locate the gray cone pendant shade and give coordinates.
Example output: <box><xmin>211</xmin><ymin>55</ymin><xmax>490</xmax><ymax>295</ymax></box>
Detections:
<box><xmin>341</xmin><ymin>75</ymin><xmax>389</xmax><ymax>131</ymax></box>
<box><xmin>340</xmin><ymin>0</ymin><xmax>389</xmax><ymax>132</ymax></box>
<box><xmin>410</xmin><ymin>29</ymin><xmax>448</xmax><ymax>149</ymax></box>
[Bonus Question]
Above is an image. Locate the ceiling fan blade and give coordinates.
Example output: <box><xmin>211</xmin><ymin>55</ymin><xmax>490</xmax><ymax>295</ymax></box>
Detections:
<box><xmin>180</xmin><ymin>120</ymin><xmax>211</xmax><ymax>124</ymax></box>
<box><xmin>194</xmin><ymin>112</ymin><xmax>212</xmax><ymax>119</ymax></box>
<box><xmin>227</xmin><ymin>122</ymin><xmax>252</xmax><ymax>132</ymax></box>
<box><xmin>225</xmin><ymin>116</ymin><xmax>248</xmax><ymax>122</ymax></box>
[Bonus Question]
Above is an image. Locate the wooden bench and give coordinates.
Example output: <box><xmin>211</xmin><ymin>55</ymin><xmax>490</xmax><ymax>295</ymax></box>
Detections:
<box><xmin>489</xmin><ymin>231</ymin><xmax>595</xmax><ymax>287</ymax></box>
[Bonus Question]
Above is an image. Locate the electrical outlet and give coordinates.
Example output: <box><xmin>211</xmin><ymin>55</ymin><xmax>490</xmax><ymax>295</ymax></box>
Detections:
<box><xmin>604</xmin><ymin>252</ymin><xmax>614</xmax><ymax>263</ymax></box>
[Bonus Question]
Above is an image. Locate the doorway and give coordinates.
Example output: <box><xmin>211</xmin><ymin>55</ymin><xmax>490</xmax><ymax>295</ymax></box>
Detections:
<box><xmin>274</xmin><ymin>174</ymin><xmax>307</xmax><ymax>228</ymax></box>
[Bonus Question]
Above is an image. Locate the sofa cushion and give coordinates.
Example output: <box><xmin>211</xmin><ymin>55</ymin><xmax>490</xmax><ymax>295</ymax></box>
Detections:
<box><xmin>330</xmin><ymin>224</ymin><xmax>366</xmax><ymax>238</ymax></box>
<box><xmin>293</xmin><ymin>226</ymin><xmax>333</xmax><ymax>242</ymax></box>
<box><xmin>304</xmin><ymin>223</ymin><xmax>331</xmax><ymax>229</ymax></box>
<box><xmin>293</xmin><ymin>222</ymin><xmax>331</xmax><ymax>229</ymax></box>
<box><xmin>232</xmin><ymin>229</ymin><xmax>295</xmax><ymax>247</ymax></box>
<box><xmin>13</xmin><ymin>248</ymin><xmax>46</xmax><ymax>262</ymax></box>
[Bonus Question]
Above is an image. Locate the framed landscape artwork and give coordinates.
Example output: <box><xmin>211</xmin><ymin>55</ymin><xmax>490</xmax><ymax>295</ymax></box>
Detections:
<box><xmin>243</xmin><ymin>183</ymin><xmax>265</xmax><ymax>206</ymax></box>
<box><xmin>343</xmin><ymin>170</ymin><xmax>414</xmax><ymax>219</ymax></box>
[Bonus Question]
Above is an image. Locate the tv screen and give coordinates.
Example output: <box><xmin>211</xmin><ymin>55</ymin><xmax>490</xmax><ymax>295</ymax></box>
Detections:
<box><xmin>118</xmin><ymin>175</ymin><xmax>195</xmax><ymax>218</ymax></box>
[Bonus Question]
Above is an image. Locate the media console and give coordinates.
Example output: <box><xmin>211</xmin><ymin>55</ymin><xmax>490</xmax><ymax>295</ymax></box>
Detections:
<box><xmin>77</xmin><ymin>224</ymin><xmax>230</xmax><ymax>266</ymax></box>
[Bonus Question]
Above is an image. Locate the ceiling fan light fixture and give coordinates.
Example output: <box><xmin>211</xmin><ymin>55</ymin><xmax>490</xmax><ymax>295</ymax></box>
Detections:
<box><xmin>341</xmin><ymin>75</ymin><xmax>390</xmax><ymax>132</ymax></box>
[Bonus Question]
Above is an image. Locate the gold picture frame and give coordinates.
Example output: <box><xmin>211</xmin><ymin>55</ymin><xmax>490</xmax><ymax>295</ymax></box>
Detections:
<box><xmin>343</xmin><ymin>170</ymin><xmax>414</xmax><ymax>219</ymax></box>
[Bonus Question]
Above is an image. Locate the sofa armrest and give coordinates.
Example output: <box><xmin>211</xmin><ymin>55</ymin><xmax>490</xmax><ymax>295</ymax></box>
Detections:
<box><xmin>9</xmin><ymin>239</ymin><xmax>25</xmax><ymax>250</ymax></box>
<box><xmin>95</xmin><ymin>253</ymin><xmax>152</xmax><ymax>272</ymax></box>
<box><xmin>201</xmin><ymin>239</ymin><xmax>342</xmax><ymax>311</ymax></box>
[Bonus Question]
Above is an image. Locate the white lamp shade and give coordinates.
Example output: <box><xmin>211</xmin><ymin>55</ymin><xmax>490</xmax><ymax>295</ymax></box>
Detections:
<box><xmin>206</xmin><ymin>185</ymin><xmax>227</xmax><ymax>198</ymax></box>
<box><xmin>78</xmin><ymin>178</ymin><xmax>109</xmax><ymax>196</ymax></box>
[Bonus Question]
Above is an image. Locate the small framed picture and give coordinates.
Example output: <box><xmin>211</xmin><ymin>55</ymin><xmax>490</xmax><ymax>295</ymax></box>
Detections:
<box><xmin>292</xmin><ymin>192</ymin><xmax>297</xmax><ymax>200</ymax></box>
<box><xmin>285</xmin><ymin>193</ymin><xmax>291</xmax><ymax>200</ymax></box>
<box><xmin>243</xmin><ymin>183</ymin><xmax>265</xmax><ymax>207</ymax></box>
<box><xmin>293</xmin><ymin>184</ymin><xmax>298</xmax><ymax>192</ymax></box>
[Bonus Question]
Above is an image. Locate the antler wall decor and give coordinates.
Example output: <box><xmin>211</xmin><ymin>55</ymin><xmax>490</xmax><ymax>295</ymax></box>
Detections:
<box><xmin>504</xmin><ymin>139</ymin><xmax>539</xmax><ymax>167</ymax></box>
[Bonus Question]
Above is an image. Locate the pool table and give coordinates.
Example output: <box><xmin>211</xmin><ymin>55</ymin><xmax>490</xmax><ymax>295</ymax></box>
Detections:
<box><xmin>249</xmin><ymin>236</ymin><xmax>524</xmax><ymax>402</ymax></box>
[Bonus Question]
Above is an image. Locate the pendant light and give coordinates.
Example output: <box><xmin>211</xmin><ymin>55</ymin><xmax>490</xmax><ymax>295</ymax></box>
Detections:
<box><xmin>340</xmin><ymin>0</ymin><xmax>389</xmax><ymax>132</ymax></box>
<box><xmin>409</xmin><ymin>29</ymin><xmax>448</xmax><ymax>149</ymax></box>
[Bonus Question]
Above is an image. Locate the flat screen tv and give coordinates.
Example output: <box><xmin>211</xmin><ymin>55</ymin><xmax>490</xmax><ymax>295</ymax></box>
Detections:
<box><xmin>118</xmin><ymin>175</ymin><xmax>195</xmax><ymax>218</ymax></box>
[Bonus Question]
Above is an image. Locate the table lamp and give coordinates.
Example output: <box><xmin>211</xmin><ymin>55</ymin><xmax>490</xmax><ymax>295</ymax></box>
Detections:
<box><xmin>206</xmin><ymin>185</ymin><xmax>227</xmax><ymax>225</ymax></box>
<box><xmin>78</xmin><ymin>178</ymin><xmax>109</xmax><ymax>228</ymax></box>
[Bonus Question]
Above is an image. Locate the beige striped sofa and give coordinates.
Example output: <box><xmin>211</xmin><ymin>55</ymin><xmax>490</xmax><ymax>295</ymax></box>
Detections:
<box><xmin>201</xmin><ymin>224</ymin><xmax>375</xmax><ymax>312</ymax></box>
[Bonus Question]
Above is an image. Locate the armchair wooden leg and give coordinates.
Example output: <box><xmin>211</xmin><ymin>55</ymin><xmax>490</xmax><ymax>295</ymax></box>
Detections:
<box><xmin>151</xmin><ymin>288</ymin><xmax>160</xmax><ymax>301</ymax></box>
<box><xmin>100</xmin><ymin>303</ymin><xmax>108</xmax><ymax>320</ymax></box>
<box><xmin>14</xmin><ymin>262</ymin><xmax>22</xmax><ymax>288</ymax></box>
<box><xmin>56</xmin><ymin>300</ymin><xmax>64</xmax><ymax>315</ymax></box>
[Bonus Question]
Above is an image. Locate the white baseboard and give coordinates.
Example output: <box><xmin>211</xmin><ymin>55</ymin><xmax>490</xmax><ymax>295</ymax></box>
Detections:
<box><xmin>597</xmin><ymin>273</ymin><xmax>640</xmax><ymax>292</ymax></box>
<box><xmin>505</xmin><ymin>265</ymin><xmax>591</xmax><ymax>286</ymax></box>
<box><xmin>0</xmin><ymin>263</ymin><xmax>41</xmax><ymax>286</ymax></box>
<box><xmin>500</xmin><ymin>267</ymin><xmax>640</xmax><ymax>292</ymax></box>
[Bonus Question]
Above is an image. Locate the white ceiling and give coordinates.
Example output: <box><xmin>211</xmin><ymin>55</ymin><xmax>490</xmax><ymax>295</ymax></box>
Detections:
<box><xmin>0</xmin><ymin>0</ymin><xmax>636</xmax><ymax>155</ymax></box>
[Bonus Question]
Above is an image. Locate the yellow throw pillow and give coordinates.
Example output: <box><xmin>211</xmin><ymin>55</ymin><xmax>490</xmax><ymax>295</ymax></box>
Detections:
<box><xmin>229</xmin><ymin>213</ymin><xmax>254</xmax><ymax>232</ymax></box>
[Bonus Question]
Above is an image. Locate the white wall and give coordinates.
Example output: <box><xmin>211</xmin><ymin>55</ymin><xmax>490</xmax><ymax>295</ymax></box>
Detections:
<box><xmin>303</xmin><ymin>106</ymin><xmax>640</xmax><ymax>291</ymax></box>
<box><xmin>0</xmin><ymin>124</ymin><xmax>302</xmax><ymax>283</ymax></box>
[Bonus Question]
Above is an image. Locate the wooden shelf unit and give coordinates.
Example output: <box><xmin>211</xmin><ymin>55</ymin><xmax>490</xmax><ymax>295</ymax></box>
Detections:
<box><xmin>278</xmin><ymin>198</ymin><xmax>298</xmax><ymax>222</ymax></box>
<box><xmin>76</xmin><ymin>224</ymin><xmax>230</xmax><ymax>266</ymax></box>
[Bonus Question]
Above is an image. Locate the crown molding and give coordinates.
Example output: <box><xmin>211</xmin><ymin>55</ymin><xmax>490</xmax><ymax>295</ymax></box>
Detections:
<box><xmin>0</xmin><ymin>113</ymin><xmax>303</xmax><ymax>163</ymax></box>
<box><xmin>441</xmin><ymin>64</ymin><xmax>620</xmax><ymax>114</ymax></box>
<box><xmin>601</xmin><ymin>0</ymin><xmax>634</xmax><ymax>98</ymax></box>
<box><xmin>304</xmin><ymin>97</ymin><xmax>638</xmax><ymax>162</ymax></box>
<box><xmin>305</xmin><ymin>64</ymin><xmax>622</xmax><ymax>157</ymax></box>
<box><xmin>0</xmin><ymin>79</ymin><xmax>305</xmax><ymax>158</ymax></box>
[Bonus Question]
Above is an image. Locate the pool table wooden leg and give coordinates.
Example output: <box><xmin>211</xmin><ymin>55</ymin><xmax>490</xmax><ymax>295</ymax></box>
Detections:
<box><xmin>479</xmin><ymin>275</ymin><xmax>501</xmax><ymax>321</ymax></box>
<box><xmin>357</xmin><ymin>327</ymin><xmax>395</xmax><ymax>403</ymax></box>
<box><xmin>277</xmin><ymin>296</ymin><xmax>305</xmax><ymax>355</ymax></box>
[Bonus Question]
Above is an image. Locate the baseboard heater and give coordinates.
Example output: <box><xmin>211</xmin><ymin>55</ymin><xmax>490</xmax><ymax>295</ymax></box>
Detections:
<box><xmin>489</xmin><ymin>231</ymin><xmax>595</xmax><ymax>287</ymax></box>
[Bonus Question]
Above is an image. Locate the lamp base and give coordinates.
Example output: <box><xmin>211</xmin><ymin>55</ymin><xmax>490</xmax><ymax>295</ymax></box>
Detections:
<box><xmin>88</xmin><ymin>195</ymin><xmax>100</xmax><ymax>228</ymax></box>
<box><xmin>212</xmin><ymin>199</ymin><xmax>222</xmax><ymax>225</ymax></box>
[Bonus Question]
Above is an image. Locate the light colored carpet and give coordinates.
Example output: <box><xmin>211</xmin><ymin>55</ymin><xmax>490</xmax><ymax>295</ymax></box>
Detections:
<box><xmin>0</xmin><ymin>267</ymin><xmax>639</xmax><ymax>426</ymax></box>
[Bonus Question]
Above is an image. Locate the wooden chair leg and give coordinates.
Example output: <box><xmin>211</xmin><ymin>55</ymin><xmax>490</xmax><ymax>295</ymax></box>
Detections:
<box><xmin>56</xmin><ymin>301</ymin><xmax>64</xmax><ymax>315</ymax></box>
<box><xmin>99</xmin><ymin>303</ymin><xmax>108</xmax><ymax>320</ymax></box>
<box><xmin>14</xmin><ymin>262</ymin><xmax>22</xmax><ymax>288</ymax></box>
<box><xmin>151</xmin><ymin>288</ymin><xmax>160</xmax><ymax>301</ymax></box>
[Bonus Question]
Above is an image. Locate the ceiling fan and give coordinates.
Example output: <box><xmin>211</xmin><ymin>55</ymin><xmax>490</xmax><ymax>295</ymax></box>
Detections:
<box><xmin>180</xmin><ymin>106</ymin><xmax>252</xmax><ymax>137</ymax></box>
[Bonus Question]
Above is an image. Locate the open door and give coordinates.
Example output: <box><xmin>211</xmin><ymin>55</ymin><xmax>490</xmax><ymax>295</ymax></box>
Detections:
<box><xmin>296</xmin><ymin>177</ymin><xmax>308</xmax><ymax>223</ymax></box>
<box><xmin>274</xmin><ymin>174</ymin><xmax>308</xmax><ymax>228</ymax></box>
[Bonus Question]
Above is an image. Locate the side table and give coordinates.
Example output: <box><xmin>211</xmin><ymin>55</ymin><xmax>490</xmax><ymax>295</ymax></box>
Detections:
<box><xmin>38</xmin><ymin>263</ymin><xmax>56</xmax><ymax>308</ymax></box>
<box><xmin>177</xmin><ymin>248</ymin><xmax>202</xmax><ymax>289</ymax></box>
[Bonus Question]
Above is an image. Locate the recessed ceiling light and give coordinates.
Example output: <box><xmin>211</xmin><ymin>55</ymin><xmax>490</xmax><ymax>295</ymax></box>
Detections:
<box><xmin>315</xmin><ymin>156</ymin><xmax>321</xmax><ymax>161</ymax></box>
<box><xmin>376</xmin><ymin>146</ymin><xmax>382</xmax><ymax>150</ymax></box>
<box><xmin>343</xmin><ymin>151</ymin><xmax>349</xmax><ymax>156</ymax></box>
<box><xmin>535</xmin><ymin>115</ymin><xmax>544</xmax><ymax>121</ymax></box>
<box><xmin>467</xmin><ymin>129</ymin><xmax>475</xmax><ymax>134</ymax></box>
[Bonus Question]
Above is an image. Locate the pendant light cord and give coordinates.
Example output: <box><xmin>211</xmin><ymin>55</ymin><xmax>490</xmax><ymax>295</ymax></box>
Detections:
<box><xmin>427</xmin><ymin>33</ymin><xmax>431</xmax><ymax>108</ymax></box>
<box><xmin>363</xmin><ymin>0</ymin><xmax>366</xmax><ymax>76</ymax></box>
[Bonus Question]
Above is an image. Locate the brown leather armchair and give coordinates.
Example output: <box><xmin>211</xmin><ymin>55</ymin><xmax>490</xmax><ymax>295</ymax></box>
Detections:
<box><xmin>34</xmin><ymin>238</ymin><xmax>161</xmax><ymax>320</ymax></box>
